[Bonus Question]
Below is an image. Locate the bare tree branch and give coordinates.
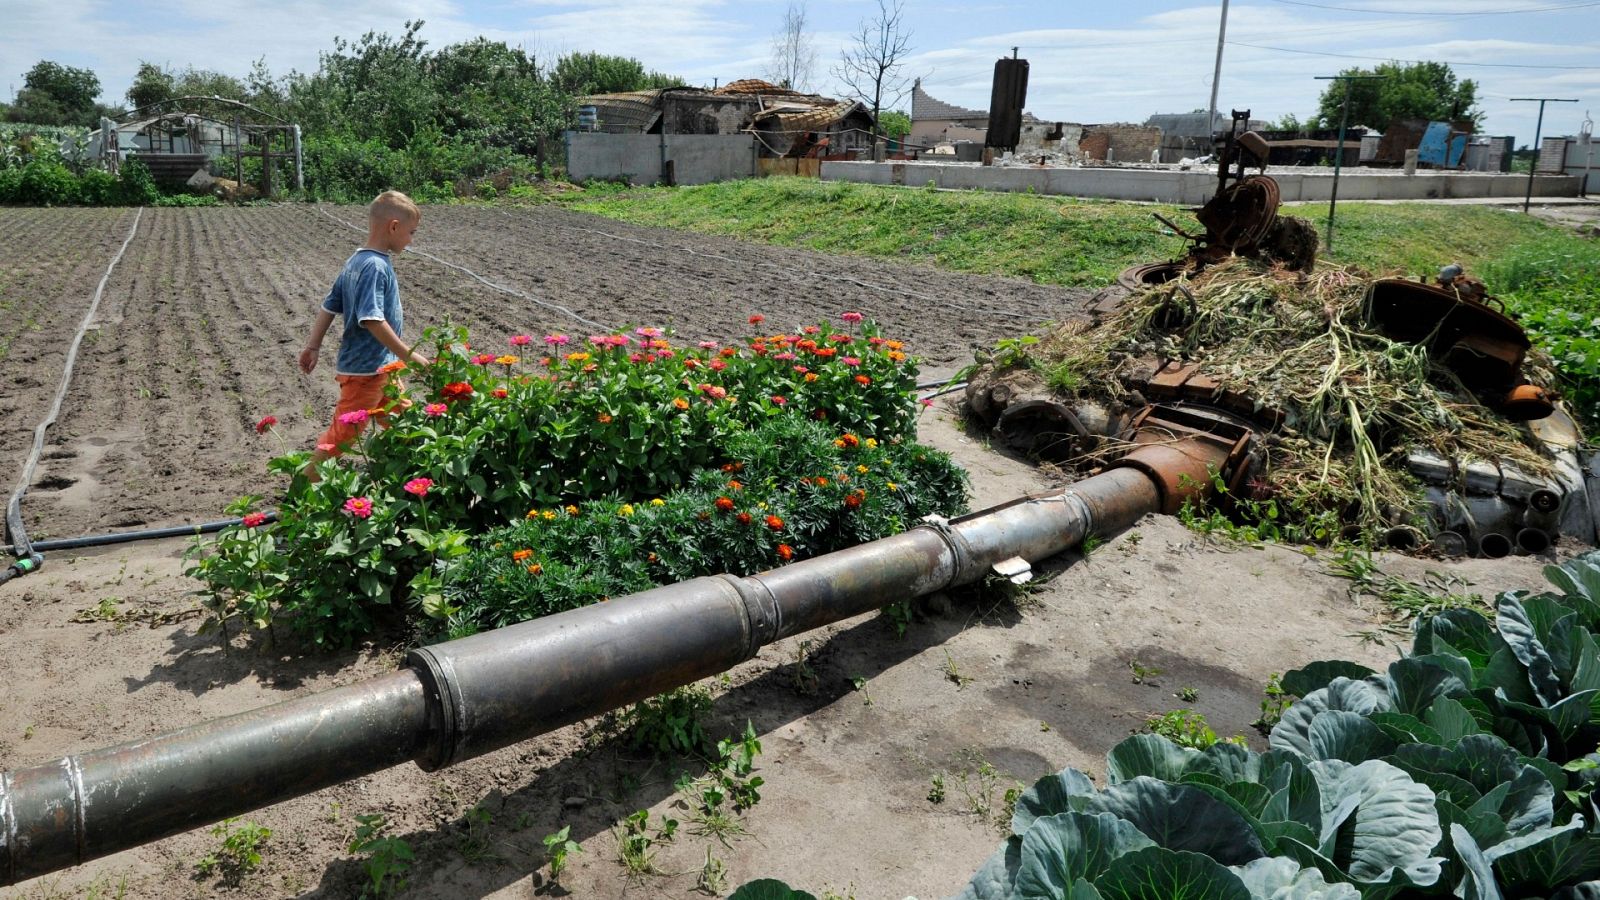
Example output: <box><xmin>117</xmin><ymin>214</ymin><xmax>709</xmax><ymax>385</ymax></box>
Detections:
<box><xmin>765</xmin><ymin>1</ymin><xmax>816</xmax><ymax>92</ymax></box>
<box><xmin>830</xmin><ymin>0</ymin><xmax>913</xmax><ymax>135</ymax></box>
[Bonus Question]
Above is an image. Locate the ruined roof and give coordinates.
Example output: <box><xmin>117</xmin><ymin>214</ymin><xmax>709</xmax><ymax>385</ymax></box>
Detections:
<box><xmin>580</xmin><ymin>90</ymin><xmax>665</xmax><ymax>132</ymax></box>
<box><xmin>755</xmin><ymin>101</ymin><xmax>870</xmax><ymax>134</ymax></box>
<box><xmin>715</xmin><ymin>79</ymin><xmax>799</xmax><ymax>96</ymax></box>
<box><xmin>911</xmin><ymin>83</ymin><xmax>986</xmax><ymax>122</ymax></box>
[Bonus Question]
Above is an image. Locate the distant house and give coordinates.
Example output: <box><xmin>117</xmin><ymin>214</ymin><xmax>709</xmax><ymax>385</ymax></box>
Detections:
<box><xmin>580</xmin><ymin>80</ymin><xmax>874</xmax><ymax>157</ymax></box>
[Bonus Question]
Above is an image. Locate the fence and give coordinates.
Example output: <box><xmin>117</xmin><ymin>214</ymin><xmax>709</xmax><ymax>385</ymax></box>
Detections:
<box><xmin>563</xmin><ymin>132</ymin><xmax>756</xmax><ymax>186</ymax></box>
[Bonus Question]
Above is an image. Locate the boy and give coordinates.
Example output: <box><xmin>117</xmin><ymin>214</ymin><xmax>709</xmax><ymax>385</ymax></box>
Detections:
<box><xmin>298</xmin><ymin>191</ymin><xmax>430</xmax><ymax>467</ymax></box>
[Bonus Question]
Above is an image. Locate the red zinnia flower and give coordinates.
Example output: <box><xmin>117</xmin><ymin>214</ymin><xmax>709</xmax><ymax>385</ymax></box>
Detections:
<box><xmin>241</xmin><ymin>512</ymin><xmax>267</xmax><ymax>528</ymax></box>
<box><xmin>855</xmin><ymin>375</ymin><xmax>872</xmax><ymax>385</ymax></box>
<box><xmin>254</xmin><ymin>415</ymin><xmax>277</xmax><ymax>434</ymax></box>
<box><xmin>749</xmin><ymin>314</ymin><xmax>765</xmax><ymax>324</ymax></box>
<box><xmin>719</xmin><ymin>347</ymin><xmax>737</xmax><ymax>358</ymax></box>
<box><xmin>492</xmin><ymin>388</ymin><xmax>509</xmax><ymax>399</ymax></box>
<box><xmin>441</xmin><ymin>381</ymin><xmax>474</xmax><ymax>399</ymax></box>
<box><xmin>771</xmin><ymin>395</ymin><xmax>787</xmax><ymax>406</ymax></box>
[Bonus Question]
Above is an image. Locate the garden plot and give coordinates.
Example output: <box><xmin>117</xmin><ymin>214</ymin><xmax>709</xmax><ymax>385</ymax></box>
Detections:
<box><xmin>0</xmin><ymin>205</ymin><xmax>1560</xmax><ymax>899</ymax></box>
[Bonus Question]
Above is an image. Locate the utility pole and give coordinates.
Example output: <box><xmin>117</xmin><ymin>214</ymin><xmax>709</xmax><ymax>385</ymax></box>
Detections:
<box><xmin>1315</xmin><ymin>74</ymin><xmax>1385</xmax><ymax>253</ymax></box>
<box><xmin>1205</xmin><ymin>0</ymin><xmax>1230</xmax><ymax>145</ymax></box>
<box><xmin>1511</xmin><ymin>97</ymin><xmax>1578</xmax><ymax>213</ymax></box>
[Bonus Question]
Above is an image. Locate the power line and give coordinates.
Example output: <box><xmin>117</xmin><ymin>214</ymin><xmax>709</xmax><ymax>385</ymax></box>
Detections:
<box><xmin>1270</xmin><ymin>0</ymin><xmax>1600</xmax><ymax>14</ymax></box>
<box><xmin>1228</xmin><ymin>40</ymin><xmax>1600</xmax><ymax>69</ymax></box>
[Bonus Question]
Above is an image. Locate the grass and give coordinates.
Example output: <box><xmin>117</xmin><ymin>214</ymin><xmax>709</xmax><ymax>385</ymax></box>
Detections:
<box><xmin>562</xmin><ymin>176</ymin><xmax>1593</xmax><ymax>290</ymax></box>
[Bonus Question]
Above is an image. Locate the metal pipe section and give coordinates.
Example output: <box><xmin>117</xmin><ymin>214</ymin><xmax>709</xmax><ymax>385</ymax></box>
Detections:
<box><xmin>0</xmin><ymin>452</ymin><xmax>1201</xmax><ymax>886</ymax></box>
<box><xmin>1479</xmin><ymin>532</ymin><xmax>1514</xmax><ymax>559</ymax></box>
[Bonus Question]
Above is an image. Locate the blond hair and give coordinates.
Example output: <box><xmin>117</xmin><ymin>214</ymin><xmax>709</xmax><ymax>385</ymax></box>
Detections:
<box><xmin>369</xmin><ymin>190</ymin><xmax>421</xmax><ymax>225</ymax></box>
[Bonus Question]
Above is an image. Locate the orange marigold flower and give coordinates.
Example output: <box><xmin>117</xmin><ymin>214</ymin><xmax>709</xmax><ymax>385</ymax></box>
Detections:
<box><xmin>736</xmin><ymin>512</ymin><xmax>753</xmax><ymax>525</ymax></box>
<box><xmin>647</xmin><ymin>552</ymin><xmax>658</xmax><ymax>563</ymax></box>
<box><xmin>887</xmin><ymin>351</ymin><xmax>906</xmax><ymax>363</ymax></box>
<box><xmin>844</xmin><ymin>491</ymin><xmax>864</xmax><ymax>509</ymax></box>
<box><xmin>565</xmin><ymin>504</ymin><xmax>579</xmax><ymax>516</ymax></box>
<box><xmin>673</xmin><ymin>397</ymin><xmax>691</xmax><ymax>410</ymax></box>
<box><xmin>728</xmin><ymin>479</ymin><xmax>743</xmax><ymax>491</ymax></box>
<box><xmin>842</xmin><ymin>433</ymin><xmax>861</xmax><ymax>447</ymax></box>
<box><xmin>714</xmin><ymin>496</ymin><xmax>736</xmax><ymax>512</ymax></box>
<box><xmin>526</xmin><ymin>563</ymin><xmax>543</xmax><ymax>576</ymax></box>
<box><xmin>804</xmin><ymin>373</ymin><xmax>818</xmax><ymax>383</ymax></box>
<box><xmin>512</xmin><ymin>548</ymin><xmax>533</xmax><ymax>562</ymax></box>
<box><xmin>597</xmin><ymin>412</ymin><xmax>613</xmax><ymax>424</ymax></box>
<box><xmin>777</xmin><ymin>543</ymin><xmax>794</xmax><ymax>561</ymax></box>
<box><xmin>765</xmin><ymin>514</ymin><xmax>784</xmax><ymax>530</ymax></box>
<box><xmin>719</xmin><ymin>347</ymin><xmax>737</xmax><ymax>358</ymax></box>
<box><xmin>813</xmin><ymin>476</ymin><xmax>829</xmax><ymax>486</ymax></box>
<box><xmin>720</xmin><ymin>461</ymin><xmax>744</xmax><ymax>473</ymax></box>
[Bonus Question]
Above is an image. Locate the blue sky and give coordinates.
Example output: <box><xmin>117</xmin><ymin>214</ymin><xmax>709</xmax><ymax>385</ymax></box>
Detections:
<box><xmin>3</xmin><ymin>0</ymin><xmax>1596</xmax><ymax>146</ymax></box>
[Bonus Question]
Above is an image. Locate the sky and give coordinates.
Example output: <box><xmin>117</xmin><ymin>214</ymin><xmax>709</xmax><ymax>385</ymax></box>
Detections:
<box><xmin>2</xmin><ymin>0</ymin><xmax>1596</xmax><ymax>147</ymax></box>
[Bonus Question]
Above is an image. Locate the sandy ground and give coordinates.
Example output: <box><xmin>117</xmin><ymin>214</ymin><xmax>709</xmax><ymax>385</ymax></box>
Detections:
<box><xmin>0</xmin><ymin>205</ymin><xmax>1565</xmax><ymax>899</ymax></box>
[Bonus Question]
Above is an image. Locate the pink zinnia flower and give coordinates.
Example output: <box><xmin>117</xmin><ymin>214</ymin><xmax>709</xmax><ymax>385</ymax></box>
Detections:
<box><xmin>629</xmin><ymin>353</ymin><xmax>644</xmax><ymax>364</ymax></box>
<box><xmin>343</xmin><ymin>496</ymin><xmax>375</xmax><ymax>518</ymax></box>
<box><xmin>709</xmin><ymin>359</ymin><xmax>727</xmax><ymax>372</ymax></box>
<box><xmin>588</xmin><ymin>334</ymin><xmax>607</xmax><ymax>347</ymax></box>
<box><xmin>254</xmin><ymin>415</ymin><xmax>277</xmax><ymax>434</ymax></box>
<box><xmin>771</xmin><ymin>395</ymin><xmax>787</xmax><ymax>406</ymax></box>
<box><xmin>510</xmin><ymin>334</ymin><xmax>533</xmax><ymax>347</ymax></box>
<box><xmin>635</xmin><ymin>326</ymin><xmax>662</xmax><ymax>338</ymax></box>
<box><xmin>544</xmin><ymin>334</ymin><xmax>570</xmax><ymax>346</ymax></box>
<box><xmin>803</xmin><ymin>325</ymin><xmax>820</xmax><ymax>334</ymax></box>
<box><xmin>829</xmin><ymin>333</ymin><xmax>852</xmax><ymax>343</ymax></box>
<box><xmin>473</xmin><ymin>353</ymin><xmax>497</xmax><ymax>365</ymax></box>
<box><xmin>424</xmin><ymin>402</ymin><xmax>449</xmax><ymax>417</ymax></box>
<box><xmin>868</xmin><ymin>336</ymin><xmax>887</xmax><ymax>347</ymax></box>
<box><xmin>773</xmin><ymin>351</ymin><xmax>795</xmax><ymax>361</ymax></box>
<box><xmin>842</xmin><ymin>356</ymin><xmax>861</xmax><ymax>366</ymax></box>
<box><xmin>241</xmin><ymin>512</ymin><xmax>267</xmax><ymax>528</ymax></box>
<box><xmin>404</xmin><ymin>477</ymin><xmax>433</xmax><ymax>497</ymax></box>
<box><xmin>793</xmin><ymin>365</ymin><xmax>809</xmax><ymax>374</ymax></box>
<box><xmin>608</xmin><ymin>335</ymin><xmax>632</xmax><ymax>347</ymax></box>
<box><xmin>316</xmin><ymin>442</ymin><xmax>337</xmax><ymax>453</ymax></box>
<box><xmin>841</xmin><ymin>311</ymin><xmax>864</xmax><ymax>323</ymax></box>
<box><xmin>337</xmin><ymin>409</ymin><xmax>369</xmax><ymax>427</ymax></box>
<box><xmin>657</xmin><ymin>349</ymin><xmax>675</xmax><ymax>359</ymax></box>
<box><xmin>699</xmin><ymin>341</ymin><xmax>719</xmax><ymax>349</ymax></box>
<box><xmin>920</xmin><ymin>397</ymin><xmax>934</xmax><ymax>407</ymax></box>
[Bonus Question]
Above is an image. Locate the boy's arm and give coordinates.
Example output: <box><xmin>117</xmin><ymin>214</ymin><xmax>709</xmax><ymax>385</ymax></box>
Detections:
<box><xmin>299</xmin><ymin>309</ymin><xmax>336</xmax><ymax>374</ymax></box>
<box><xmin>362</xmin><ymin>319</ymin><xmax>431</xmax><ymax>367</ymax></box>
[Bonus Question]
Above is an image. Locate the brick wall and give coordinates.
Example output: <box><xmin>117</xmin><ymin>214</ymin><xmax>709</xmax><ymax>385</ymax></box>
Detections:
<box><xmin>1079</xmin><ymin>124</ymin><xmax>1162</xmax><ymax>162</ymax></box>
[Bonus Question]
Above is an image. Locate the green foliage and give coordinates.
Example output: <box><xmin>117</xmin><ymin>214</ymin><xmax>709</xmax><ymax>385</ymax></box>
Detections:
<box><xmin>1482</xmin><ymin>238</ymin><xmax>1600</xmax><ymax>431</ymax></box>
<box><xmin>542</xmin><ymin>825</ymin><xmax>580</xmax><ymax>883</ymax></box>
<box><xmin>348</xmin><ymin>814</ymin><xmax>413</xmax><ymax>899</ymax></box>
<box><xmin>1145</xmin><ymin>709</ymin><xmax>1245</xmax><ymax>750</ymax></box>
<box><xmin>553</xmin><ymin>52</ymin><xmax>685</xmax><ymax>96</ymax></box>
<box><xmin>624</xmin><ymin>684</ymin><xmax>715</xmax><ymax>757</ymax></box>
<box><xmin>674</xmin><ymin>723</ymin><xmax>765</xmax><ymax>843</ymax></box>
<box><xmin>1251</xmin><ymin>673</ymin><xmax>1292</xmax><ymax>734</ymax></box>
<box><xmin>190</xmin><ymin>317</ymin><xmax>966</xmax><ymax>647</ymax></box>
<box><xmin>877</xmin><ymin>109</ymin><xmax>911</xmax><ymax>139</ymax></box>
<box><xmin>194</xmin><ymin>818</ymin><xmax>272</xmax><ymax>884</ymax></box>
<box><xmin>1313</xmin><ymin>61</ymin><xmax>1482</xmax><ymax>129</ymax></box>
<box><xmin>614</xmin><ymin>809</ymin><xmax>676</xmax><ymax>879</ymax></box>
<box><xmin>8</xmin><ymin>61</ymin><xmax>102</xmax><ymax>127</ymax></box>
<box><xmin>0</xmin><ymin>154</ymin><xmax>160</xmax><ymax>206</ymax></box>
<box><xmin>126</xmin><ymin>62</ymin><xmax>176</xmax><ymax>111</ymax></box>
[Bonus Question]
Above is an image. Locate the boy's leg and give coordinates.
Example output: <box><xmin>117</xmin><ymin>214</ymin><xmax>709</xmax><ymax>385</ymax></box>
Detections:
<box><xmin>305</xmin><ymin>374</ymin><xmax>390</xmax><ymax>480</ymax></box>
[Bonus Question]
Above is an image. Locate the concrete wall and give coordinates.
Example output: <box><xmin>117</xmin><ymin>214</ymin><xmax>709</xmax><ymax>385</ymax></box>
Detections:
<box><xmin>564</xmin><ymin>132</ymin><xmax>756</xmax><ymax>186</ymax></box>
<box><xmin>821</xmin><ymin>160</ymin><xmax>1583</xmax><ymax>203</ymax></box>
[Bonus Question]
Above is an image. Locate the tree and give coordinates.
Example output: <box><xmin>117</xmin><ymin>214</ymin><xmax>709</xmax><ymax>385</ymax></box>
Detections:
<box><xmin>126</xmin><ymin>62</ymin><xmax>176</xmax><ymax>112</ymax></box>
<box><xmin>878</xmin><ymin>109</ymin><xmax>911</xmax><ymax>139</ymax></box>
<box><xmin>1273</xmin><ymin>112</ymin><xmax>1304</xmax><ymax>133</ymax></box>
<box><xmin>552</xmin><ymin>52</ymin><xmax>683</xmax><ymax>97</ymax></box>
<box><xmin>766</xmin><ymin>1</ymin><xmax>817</xmax><ymax>92</ymax></box>
<box><xmin>831</xmin><ymin>0</ymin><xmax>914</xmax><ymax>137</ymax></box>
<box><xmin>7</xmin><ymin>60</ymin><xmax>101</xmax><ymax>126</ymax></box>
<box><xmin>172</xmin><ymin>67</ymin><xmax>251</xmax><ymax>103</ymax></box>
<box><xmin>1313</xmin><ymin>61</ymin><xmax>1482</xmax><ymax>130</ymax></box>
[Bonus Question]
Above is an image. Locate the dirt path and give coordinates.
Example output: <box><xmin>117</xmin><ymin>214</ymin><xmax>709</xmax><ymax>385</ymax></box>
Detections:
<box><xmin>0</xmin><ymin>204</ymin><xmax>1560</xmax><ymax>899</ymax></box>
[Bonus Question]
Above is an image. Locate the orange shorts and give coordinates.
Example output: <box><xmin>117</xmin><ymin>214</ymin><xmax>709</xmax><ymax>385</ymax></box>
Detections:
<box><xmin>317</xmin><ymin>373</ymin><xmax>411</xmax><ymax>454</ymax></box>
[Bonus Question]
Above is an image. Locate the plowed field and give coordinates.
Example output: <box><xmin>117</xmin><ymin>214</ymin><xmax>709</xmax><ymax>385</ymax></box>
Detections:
<box><xmin>7</xmin><ymin>203</ymin><xmax>1084</xmax><ymax>542</ymax></box>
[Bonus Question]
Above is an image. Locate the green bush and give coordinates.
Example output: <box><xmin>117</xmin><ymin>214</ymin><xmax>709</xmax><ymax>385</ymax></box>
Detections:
<box><xmin>189</xmin><ymin>316</ymin><xmax>965</xmax><ymax>647</ymax></box>
<box><xmin>1484</xmin><ymin>240</ymin><xmax>1600</xmax><ymax>430</ymax></box>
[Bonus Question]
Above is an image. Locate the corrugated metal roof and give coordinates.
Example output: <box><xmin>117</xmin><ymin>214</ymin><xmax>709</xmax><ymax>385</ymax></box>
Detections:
<box><xmin>580</xmin><ymin>90</ymin><xmax>665</xmax><ymax>132</ymax></box>
<box><xmin>911</xmin><ymin>83</ymin><xmax>986</xmax><ymax>122</ymax></box>
<box><xmin>756</xmin><ymin>101</ymin><xmax>868</xmax><ymax>134</ymax></box>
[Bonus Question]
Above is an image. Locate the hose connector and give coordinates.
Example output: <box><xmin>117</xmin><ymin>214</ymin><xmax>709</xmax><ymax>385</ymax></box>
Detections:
<box><xmin>0</xmin><ymin>553</ymin><xmax>44</xmax><ymax>586</ymax></box>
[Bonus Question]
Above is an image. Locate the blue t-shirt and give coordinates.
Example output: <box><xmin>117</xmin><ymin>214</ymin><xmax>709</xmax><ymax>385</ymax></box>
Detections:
<box><xmin>322</xmin><ymin>249</ymin><xmax>403</xmax><ymax>375</ymax></box>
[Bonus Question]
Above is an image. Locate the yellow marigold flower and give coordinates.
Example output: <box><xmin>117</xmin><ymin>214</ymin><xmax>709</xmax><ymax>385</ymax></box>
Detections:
<box><xmin>542</xmin><ymin>510</ymin><xmax>558</xmax><ymax>520</ymax></box>
<box><xmin>865</xmin><ymin>437</ymin><xmax>878</xmax><ymax>449</ymax></box>
<box><xmin>565</xmin><ymin>504</ymin><xmax>579</xmax><ymax>516</ymax></box>
<box><xmin>619</xmin><ymin>504</ymin><xmax>635</xmax><ymax>517</ymax></box>
<box><xmin>525</xmin><ymin>508</ymin><xmax>539</xmax><ymax>519</ymax></box>
<box><xmin>833</xmin><ymin>439</ymin><xmax>846</xmax><ymax>448</ymax></box>
<box><xmin>651</xmin><ymin>498</ymin><xmax>665</xmax><ymax>507</ymax></box>
<box><xmin>887</xmin><ymin>482</ymin><xmax>899</xmax><ymax>491</ymax></box>
<box><xmin>526</xmin><ymin>563</ymin><xmax>543</xmax><ymax>575</ymax></box>
<box><xmin>857</xmin><ymin>465</ymin><xmax>869</xmax><ymax>474</ymax></box>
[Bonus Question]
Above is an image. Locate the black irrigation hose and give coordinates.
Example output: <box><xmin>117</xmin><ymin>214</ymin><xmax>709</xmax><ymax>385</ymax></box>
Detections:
<box><xmin>28</xmin><ymin>512</ymin><xmax>279</xmax><ymax>553</ymax></box>
<box><xmin>6</xmin><ymin>208</ymin><xmax>144</xmax><ymax>564</ymax></box>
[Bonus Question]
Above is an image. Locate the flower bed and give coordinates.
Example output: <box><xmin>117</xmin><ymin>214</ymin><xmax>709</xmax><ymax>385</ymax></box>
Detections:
<box><xmin>189</xmin><ymin>316</ymin><xmax>967</xmax><ymax>647</ymax></box>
